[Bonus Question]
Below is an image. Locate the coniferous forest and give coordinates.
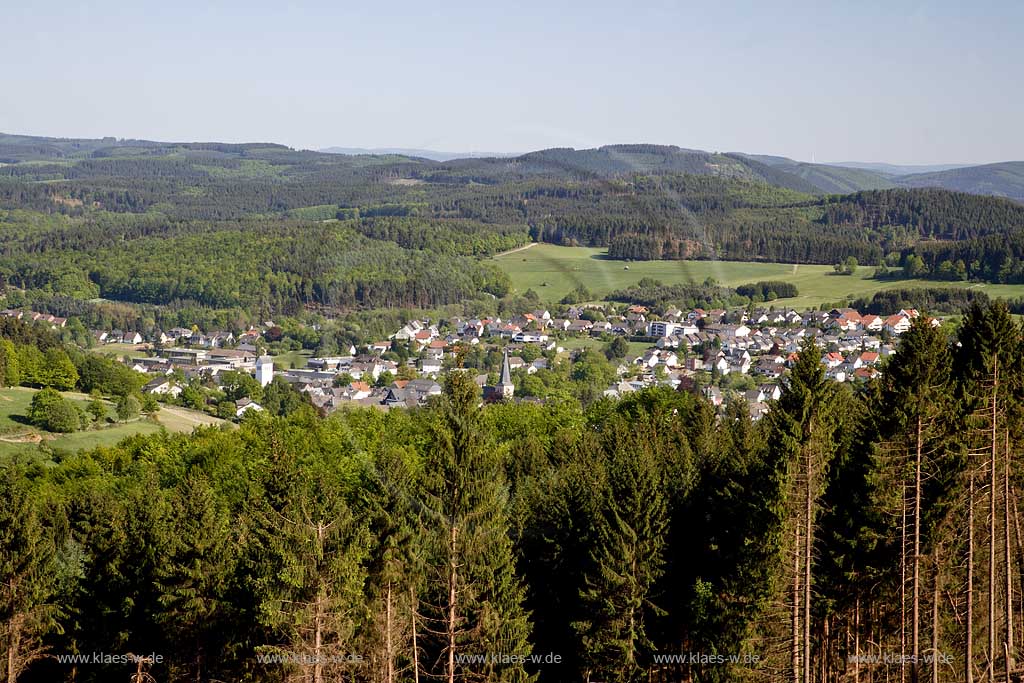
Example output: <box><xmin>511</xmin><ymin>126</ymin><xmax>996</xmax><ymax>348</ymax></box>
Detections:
<box><xmin>2</xmin><ymin>302</ymin><xmax>1024</xmax><ymax>683</ymax></box>
<box><xmin>4</xmin><ymin>134</ymin><xmax>1024</xmax><ymax>682</ymax></box>
<box><xmin>3</xmin><ymin>136</ymin><xmax>1024</xmax><ymax>328</ymax></box>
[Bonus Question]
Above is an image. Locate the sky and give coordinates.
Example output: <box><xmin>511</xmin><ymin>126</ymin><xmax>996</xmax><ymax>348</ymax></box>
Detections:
<box><xmin>2</xmin><ymin>0</ymin><xmax>1022</xmax><ymax>165</ymax></box>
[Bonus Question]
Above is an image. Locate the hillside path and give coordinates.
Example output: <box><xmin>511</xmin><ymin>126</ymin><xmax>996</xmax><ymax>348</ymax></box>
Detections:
<box><xmin>494</xmin><ymin>242</ymin><xmax>538</xmax><ymax>258</ymax></box>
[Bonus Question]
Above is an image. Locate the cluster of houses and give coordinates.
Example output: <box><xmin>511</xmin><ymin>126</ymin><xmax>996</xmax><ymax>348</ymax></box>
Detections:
<box><xmin>621</xmin><ymin>305</ymin><xmax>929</xmax><ymax>419</ymax></box>
<box><xmin>286</xmin><ymin>305</ymin><xmax>930</xmax><ymax>418</ymax></box>
<box><xmin>6</xmin><ymin>300</ymin><xmax>935</xmax><ymax>420</ymax></box>
<box><xmin>94</xmin><ymin>326</ymin><xmax>265</xmax><ymax>349</ymax></box>
<box><xmin>1</xmin><ymin>309</ymin><xmax>68</xmax><ymax>328</ymax></box>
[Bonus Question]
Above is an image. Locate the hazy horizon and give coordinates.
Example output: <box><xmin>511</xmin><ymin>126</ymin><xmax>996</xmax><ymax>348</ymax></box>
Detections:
<box><xmin>1</xmin><ymin>130</ymin><xmax>1012</xmax><ymax>169</ymax></box>
<box><xmin>4</xmin><ymin>0</ymin><xmax>1022</xmax><ymax>165</ymax></box>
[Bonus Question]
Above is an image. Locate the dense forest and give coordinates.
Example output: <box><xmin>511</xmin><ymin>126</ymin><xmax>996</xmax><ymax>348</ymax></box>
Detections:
<box><xmin>3</xmin><ymin>302</ymin><xmax>1024</xmax><ymax>683</ymax></box>
<box><xmin>2</xmin><ymin>136</ymin><xmax>1024</xmax><ymax>321</ymax></box>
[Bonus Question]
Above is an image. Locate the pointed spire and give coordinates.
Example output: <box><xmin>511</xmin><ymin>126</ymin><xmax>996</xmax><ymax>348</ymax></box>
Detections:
<box><xmin>498</xmin><ymin>349</ymin><xmax>514</xmax><ymax>397</ymax></box>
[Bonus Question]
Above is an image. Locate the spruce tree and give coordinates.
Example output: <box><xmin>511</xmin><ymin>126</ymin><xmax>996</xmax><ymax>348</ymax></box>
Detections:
<box><xmin>419</xmin><ymin>372</ymin><xmax>532</xmax><ymax>683</ymax></box>
<box><xmin>156</xmin><ymin>472</ymin><xmax>239</xmax><ymax>682</ymax></box>
<box><xmin>518</xmin><ymin>458</ymin><xmax>604</xmax><ymax>682</ymax></box>
<box><xmin>573</xmin><ymin>418</ymin><xmax>668</xmax><ymax>683</ymax></box>
<box><xmin>0</xmin><ymin>468</ymin><xmax>62</xmax><ymax>683</ymax></box>
<box><xmin>761</xmin><ymin>336</ymin><xmax>843</xmax><ymax>683</ymax></box>
<box><xmin>250</xmin><ymin>459</ymin><xmax>370</xmax><ymax>683</ymax></box>
<box><xmin>361</xmin><ymin>446</ymin><xmax>426</xmax><ymax>683</ymax></box>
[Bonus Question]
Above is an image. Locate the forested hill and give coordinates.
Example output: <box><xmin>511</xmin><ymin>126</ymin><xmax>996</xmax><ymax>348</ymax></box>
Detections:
<box><xmin>898</xmin><ymin>161</ymin><xmax>1024</xmax><ymax>202</ymax></box>
<box><xmin>3</xmin><ymin>131</ymin><xmax>1024</xmax><ymax>318</ymax></box>
<box><xmin>3</xmin><ymin>132</ymin><xmax>1021</xmax><ymax>198</ymax></box>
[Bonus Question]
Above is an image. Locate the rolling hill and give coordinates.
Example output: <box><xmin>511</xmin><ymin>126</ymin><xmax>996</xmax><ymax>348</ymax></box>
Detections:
<box><xmin>898</xmin><ymin>161</ymin><xmax>1024</xmax><ymax>202</ymax></box>
<box><xmin>824</xmin><ymin>161</ymin><xmax>971</xmax><ymax>175</ymax></box>
<box><xmin>737</xmin><ymin>153</ymin><xmax>898</xmax><ymax>193</ymax></box>
<box><xmin>6</xmin><ymin>132</ymin><xmax>1021</xmax><ymax>201</ymax></box>
<box><xmin>321</xmin><ymin>146</ymin><xmax>514</xmax><ymax>161</ymax></box>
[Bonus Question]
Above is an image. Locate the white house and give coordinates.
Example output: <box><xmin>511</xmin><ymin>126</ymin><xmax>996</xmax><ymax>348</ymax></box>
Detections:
<box><xmin>143</xmin><ymin>377</ymin><xmax>182</xmax><ymax>398</ymax></box>
<box><xmin>236</xmin><ymin>398</ymin><xmax>264</xmax><ymax>417</ymax></box>
<box><xmin>648</xmin><ymin>321</ymin><xmax>679</xmax><ymax>338</ymax></box>
<box><xmin>419</xmin><ymin>357</ymin><xmax>444</xmax><ymax>375</ymax></box>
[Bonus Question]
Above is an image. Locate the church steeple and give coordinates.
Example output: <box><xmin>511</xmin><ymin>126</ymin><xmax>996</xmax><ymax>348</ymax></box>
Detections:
<box><xmin>498</xmin><ymin>349</ymin><xmax>514</xmax><ymax>398</ymax></box>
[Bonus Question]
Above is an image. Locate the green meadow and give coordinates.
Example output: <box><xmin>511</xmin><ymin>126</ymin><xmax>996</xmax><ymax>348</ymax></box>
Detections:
<box><xmin>0</xmin><ymin>387</ymin><xmax>223</xmax><ymax>460</ymax></box>
<box><xmin>494</xmin><ymin>244</ymin><xmax>1024</xmax><ymax>309</ymax></box>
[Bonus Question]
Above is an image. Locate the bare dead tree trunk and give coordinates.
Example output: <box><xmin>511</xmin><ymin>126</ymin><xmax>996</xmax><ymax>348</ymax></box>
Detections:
<box><xmin>805</xmin><ymin>452</ymin><xmax>813</xmax><ymax>683</ymax></box>
<box><xmin>855</xmin><ymin>596</ymin><xmax>861</xmax><ymax>683</ymax></box>
<box><xmin>913</xmin><ymin>416</ymin><xmax>923</xmax><ymax>683</ymax></box>
<box><xmin>1005</xmin><ymin>430</ymin><xmax>1014</xmax><ymax>682</ymax></box>
<box><xmin>447</xmin><ymin>524</ymin><xmax>458</xmax><ymax>683</ymax></box>
<box><xmin>991</xmin><ymin>360</ymin><xmax>999</xmax><ymax>683</ymax></box>
<box><xmin>823</xmin><ymin>616</ymin><xmax>830</xmax><ymax>683</ymax></box>
<box><xmin>903</xmin><ymin>480</ymin><xmax>909</xmax><ymax>683</ymax></box>
<box><xmin>933</xmin><ymin>557</ymin><xmax>940</xmax><ymax>683</ymax></box>
<box><xmin>314</xmin><ymin>588</ymin><xmax>325</xmax><ymax>683</ymax></box>
<box><xmin>6</xmin><ymin>613</ymin><xmax>20</xmax><ymax>683</ymax></box>
<box><xmin>314</xmin><ymin>520</ymin><xmax>326</xmax><ymax>683</ymax></box>
<box><xmin>385</xmin><ymin>581</ymin><xmax>394</xmax><ymax>683</ymax></box>
<box><xmin>970</xmin><ymin>473</ymin><xmax>977</xmax><ymax>683</ymax></box>
<box><xmin>1012</xmin><ymin>496</ymin><xmax>1024</xmax><ymax>641</ymax></box>
<box><xmin>794</xmin><ymin>521</ymin><xmax>803</xmax><ymax>683</ymax></box>
<box><xmin>411</xmin><ymin>587</ymin><xmax>420</xmax><ymax>683</ymax></box>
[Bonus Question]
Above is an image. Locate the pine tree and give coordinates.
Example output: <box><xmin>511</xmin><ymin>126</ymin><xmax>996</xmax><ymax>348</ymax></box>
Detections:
<box><xmin>251</xmin><ymin>458</ymin><xmax>370</xmax><ymax>683</ymax></box>
<box><xmin>573</xmin><ymin>418</ymin><xmax>668</xmax><ymax>683</ymax></box>
<box><xmin>0</xmin><ymin>468</ymin><xmax>62</xmax><ymax>683</ymax></box>
<box><xmin>155</xmin><ymin>472</ymin><xmax>238</xmax><ymax>682</ymax></box>
<box><xmin>762</xmin><ymin>336</ymin><xmax>844</xmax><ymax>683</ymax></box>
<box><xmin>858</xmin><ymin>317</ymin><xmax>956</xmax><ymax>683</ymax></box>
<box><xmin>419</xmin><ymin>372</ymin><xmax>532</xmax><ymax>683</ymax></box>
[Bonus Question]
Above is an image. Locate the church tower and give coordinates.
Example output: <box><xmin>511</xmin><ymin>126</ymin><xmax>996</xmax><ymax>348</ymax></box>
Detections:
<box><xmin>498</xmin><ymin>349</ymin><xmax>514</xmax><ymax>399</ymax></box>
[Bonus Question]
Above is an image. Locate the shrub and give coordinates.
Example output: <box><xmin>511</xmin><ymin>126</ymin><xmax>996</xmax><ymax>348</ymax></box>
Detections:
<box><xmin>116</xmin><ymin>394</ymin><xmax>141</xmax><ymax>422</ymax></box>
<box><xmin>28</xmin><ymin>388</ymin><xmax>81</xmax><ymax>433</ymax></box>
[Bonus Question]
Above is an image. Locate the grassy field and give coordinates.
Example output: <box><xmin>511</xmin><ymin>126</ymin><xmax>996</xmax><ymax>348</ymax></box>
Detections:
<box><xmin>273</xmin><ymin>348</ymin><xmax>313</xmax><ymax>369</ymax></box>
<box><xmin>0</xmin><ymin>387</ymin><xmax>223</xmax><ymax>460</ymax></box>
<box><xmin>494</xmin><ymin>244</ymin><xmax>1024</xmax><ymax>309</ymax></box>
<box><xmin>89</xmin><ymin>342</ymin><xmax>150</xmax><ymax>361</ymax></box>
<box><xmin>555</xmin><ymin>336</ymin><xmax>651</xmax><ymax>357</ymax></box>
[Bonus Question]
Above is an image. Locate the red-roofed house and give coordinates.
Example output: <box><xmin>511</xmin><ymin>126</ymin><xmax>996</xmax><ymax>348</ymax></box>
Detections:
<box><xmin>823</xmin><ymin>352</ymin><xmax>845</xmax><ymax>368</ymax></box>
<box><xmin>860</xmin><ymin>314</ymin><xmax>883</xmax><ymax>331</ymax></box>
<box><xmin>884</xmin><ymin>315</ymin><xmax>912</xmax><ymax>335</ymax></box>
<box><xmin>854</xmin><ymin>351</ymin><xmax>880</xmax><ymax>368</ymax></box>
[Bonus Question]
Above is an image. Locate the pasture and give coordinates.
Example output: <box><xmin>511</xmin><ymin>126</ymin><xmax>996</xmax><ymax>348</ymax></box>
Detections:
<box><xmin>493</xmin><ymin>244</ymin><xmax>1024</xmax><ymax>309</ymax></box>
<box><xmin>0</xmin><ymin>387</ymin><xmax>223</xmax><ymax>460</ymax></box>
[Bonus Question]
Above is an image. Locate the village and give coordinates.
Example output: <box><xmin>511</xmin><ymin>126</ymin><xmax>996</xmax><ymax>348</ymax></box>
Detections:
<box><xmin>3</xmin><ymin>303</ymin><xmax>933</xmax><ymax>420</ymax></box>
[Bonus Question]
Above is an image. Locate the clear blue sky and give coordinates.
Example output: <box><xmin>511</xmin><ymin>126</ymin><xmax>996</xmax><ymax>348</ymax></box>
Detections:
<box><xmin>4</xmin><ymin>0</ymin><xmax>1021</xmax><ymax>164</ymax></box>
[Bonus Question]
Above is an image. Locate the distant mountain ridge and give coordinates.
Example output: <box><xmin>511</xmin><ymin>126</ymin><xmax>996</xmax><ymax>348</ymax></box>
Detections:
<box><xmin>898</xmin><ymin>162</ymin><xmax>1024</xmax><ymax>201</ymax></box>
<box><xmin>3</xmin><ymin>132</ymin><xmax>1021</xmax><ymax>202</ymax></box>
<box><xmin>320</xmin><ymin>146</ymin><xmax>515</xmax><ymax>161</ymax></box>
<box><xmin>824</xmin><ymin>161</ymin><xmax>974</xmax><ymax>176</ymax></box>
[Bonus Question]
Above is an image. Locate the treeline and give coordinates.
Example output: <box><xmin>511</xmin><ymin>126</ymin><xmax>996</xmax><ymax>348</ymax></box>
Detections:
<box><xmin>6</xmin><ymin>142</ymin><xmax>1024</xmax><ymax>321</ymax></box>
<box><xmin>606</xmin><ymin>278</ymin><xmax>798</xmax><ymax>308</ymax></box>
<box><xmin>605</xmin><ymin>277</ymin><xmax>740</xmax><ymax>309</ymax></box>
<box><xmin>351</xmin><ymin>216</ymin><xmax>530</xmax><ymax>256</ymax></box>
<box><xmin>822</xmin><ymin>189</ymin><xmax>1024</xmax><ymax>282</ymax></box>
<box><xmin>851</xmin><ymin>287</ymin><xmax>991</xmax><ymax>315</ymax></box>
<box><xmin>0</xmin><ymin>317</ymin><xmax>145</xmax><ymax>395</ymax></box>
<box><xmin>734</xmin><ymin>280</ymin><xmax>799</xmax><ymax>300</ymax></box>
<box><xmin>0</xmin><ymin>212</ymin><xmax>512</xmax><ymax>314</ymax></box>
<box><xmin>4</xmin><ymin>302</ymin><xmax>1023</xmax><ymax>683</ymax></box>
